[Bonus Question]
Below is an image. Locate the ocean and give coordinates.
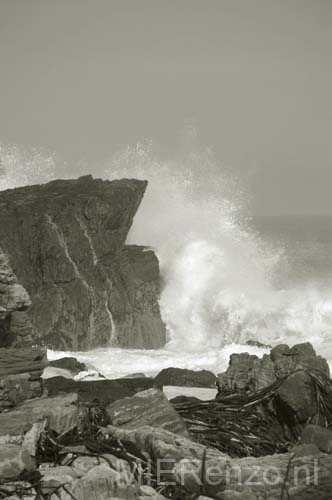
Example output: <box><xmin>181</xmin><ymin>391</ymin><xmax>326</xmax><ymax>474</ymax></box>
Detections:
<box><xmin>2</xmin><ymin>142</ymin><xmax>332</xmax><ymax>376</ymax></box>
<box><xmin>49</xmin><ymin>215</ymin><xmax>332</xmax><ymax>378</ymax></box>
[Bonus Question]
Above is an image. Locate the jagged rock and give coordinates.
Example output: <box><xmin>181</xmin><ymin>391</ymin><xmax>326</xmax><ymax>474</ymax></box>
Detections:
<box><xmin>0</xmin><ymin>393</ymin><xmax>79</xmax><ymax>438</ymax></box>
<box><xmin>49</xmin><ymin>357</ymin><xmax>87</xmax><ymax>374</ymax></box>
<box><xmin>107</xmin><ymin>388</ymin><xmax>188</xmax><ymax>436</ymax></box>
<box><xmin>217</xmin><ymin>342</ymin><xmax>330</xmax><ymax>394</ymax></box>
<box><xmin>44</xmin><ymin>376</ymin><xmax>159</xmax><ymax>404</ymax></box>
<box><xmin>0</xmin><ymin>348</ymin><xmax>47</xmax><ymax>410</ymax></box>
<box><xmin>0</xmin><ymin>250</ymin><xmax>33</xmax><ymax>347</ymax></box>
<box><xmin>217</xmin><ymin>352</ymin><xmax>276</xmax><ymax>393</ymax></box>
<box><xmin>155</xmin><ymin>368</ymin><xmax>217</xmax><ymax>388</ymax></box>
<box><xmin>275</xmin><ymin>370</ymin><xmax>319</xmax><ymax>425</ymax></box>
<box><xmin>299</xmin><ymin>424</ymin><xmax>332</xmax><ymax>454</ymax></box>
<box><xmin>0</xmin><ymin>176</ymin><xmax>166</xmax><ymax>350</ymax></box>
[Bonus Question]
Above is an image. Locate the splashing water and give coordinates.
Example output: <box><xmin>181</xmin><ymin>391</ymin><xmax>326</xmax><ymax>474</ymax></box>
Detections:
<box><xmin>2</xmin><ymin>139</ymin><xmax>332</xmax><ymax>373</ymax></box>
<box><xmin>0</xmin><ymin>143</ymin><xmax>56</xmax><ymax>190</ymax></box>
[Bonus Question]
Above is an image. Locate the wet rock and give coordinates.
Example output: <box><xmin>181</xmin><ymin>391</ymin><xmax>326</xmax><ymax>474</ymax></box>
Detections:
<box><xmin>44</xmin><ymin>376</ymin><xmax>159</xmax><ymax>404</ymax></box>
<box><xmin>217</xmin><ymin>352</ymin><xmax>276</xmax><ymax>393</ymax></box>
<box><xmin>48</xmin><ymin>357</ymin><xmax>87</xmax><ymax>375</ymax></box>
<box><xmin>217</xmin><ymin>342</ymin><xmax>330</xmax><ymax>394</ymax></box>
<box><xmin>107</xmin><ymin>388</ymin><xmax>188</xmax><ymax>436</ymax></box>
<box><xmin>155</xmin><ymin>367</ymin><xmax>217</xmax><ymax>388</ymax></box>
<box><xmin>0</xmin><ymin>176</ymin><xmax>166</xmax><ymax>350</ymax></box>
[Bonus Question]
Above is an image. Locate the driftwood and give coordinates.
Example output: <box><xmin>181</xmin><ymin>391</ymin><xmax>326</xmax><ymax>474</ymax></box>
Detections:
<box><xmin>174</xmin><ymin>369</ymin><xmax>332</xmax><ymax>458</ymax></box>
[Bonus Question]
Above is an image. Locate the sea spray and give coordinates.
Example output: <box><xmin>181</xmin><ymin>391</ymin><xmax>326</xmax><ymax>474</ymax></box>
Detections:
<box><xmin>2</xmin><ymin>139</ymin><xmax>332</xmax><ymax>372</ymax></box>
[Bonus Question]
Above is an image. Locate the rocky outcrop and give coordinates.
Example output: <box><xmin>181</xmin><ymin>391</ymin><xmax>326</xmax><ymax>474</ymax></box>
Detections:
<box><xmin>49</xmin><ymin>357</ymin><xmax>87</xmax><ymax>375</ymax></box>
<box><xmin>155</xmin><ymin>367</ymin><xmax>217</xmax><ymax>388</ymax></box>
<box><xmin>44</xmin><ymin>375</ymin><xmax>159</xmax><ymax>404</ymax></box>
<box><xmin>0</xmin><ymin>175</ymin><xmax>166</xmax><ymax>350</ymax></box>
<box><xmin>217</xmin><ymin>342</ymin><xmax>330</xmax><ymax>394</ymax></box>
<box><xmin>107</xmin><ymin>388</ymin><xmax>188</xmax><ymax>436</ymax></box>
<box><xmin>0</xmin><ymin>250</ymin><xmax>33</xmax><ymax>347</ymax></box>
<box><xmin>0</xmin><ymin>347</ymin><xmax>47</xmax><ymax>410</ymax></box>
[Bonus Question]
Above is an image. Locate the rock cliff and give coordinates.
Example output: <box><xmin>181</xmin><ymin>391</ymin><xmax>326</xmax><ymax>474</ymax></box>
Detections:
<box><xmin>0</xmin><ymin>175</ymin><xmax>166</xmax><ymax>350</ymax></box>
<box><xmin>0</xmin><ymin>250</ymin><xmax>33</xmax><ymax>347</ymax></box>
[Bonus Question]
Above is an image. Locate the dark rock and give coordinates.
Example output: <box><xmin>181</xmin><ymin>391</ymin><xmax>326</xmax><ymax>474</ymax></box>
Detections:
<box><xmin>0</xmin><ymin>176</ymin><xmax>166</xmax><ymax>350</ymax></box>
<box><xmin>217</xmin><ymin>342</ymin><xmax>330</xmax><ymax>394</ymax></box>
<box><xmin>299</xmin><ymin>424</ymin><xmax>332</xmax><ymax>454</ymax></box>
<box><xmin>0</xmin><ymin>250</ymin><xmax>34</xmax><ymax>347</ymax></box>
<box><xmin>246</xmin><ymin>339</ymin><xmax>271</xmax><ymax>349</ymax></box>
<box><xmin>155</xmin><ymin>367</ymin><xmax>217</xmax><ymax>388</ymax></box>
<box><xmin>217</xmin><ymin>353</ymin><xmax>276</xmax><ymax>393</ymax></box>
<box><xmin>44</xmin><ymin>376</ymin><xmax>160</xmax><ymax>404</ymax></box>
<box><xmin>276</xmin><ymin>370</ymin><xmax>318</xmax><ymax>424</ymax></box>
<box><xmin>107</xmin><ymin>388</ymin><xmax>189</xmax><ymax>436</ymax></box>
<box><xmin>0</xmin><ymin>347</ymin><xmax>47</xmax><ymax>410</ymax></box>
<box><xmin>123</xmin><ymin>372</ymin><xmax>147</xmax><ymax>378</ymax></box>
<box><xmin>49</xmin><ymin>357</ymin><xmax>87</xmax><ymax>375</ymax></box>
<box><xmin>169</xmin><ymin>395</ymin><xmax>202</xmax><ymax>405</ymax></box>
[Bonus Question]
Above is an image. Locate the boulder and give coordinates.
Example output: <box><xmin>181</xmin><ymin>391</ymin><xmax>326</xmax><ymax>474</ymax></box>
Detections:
<box><xmin>275</xmin><ymin>370</ymin><xmax>319</xmax><ymax>424</ymax></box>
<box><xmin>299</xmin><ymin>424</ymin><xmax>332</xmax><ymax>454</ymax></box>
<box><xmin>107</xmin><ymin>388</ymin><xmax>188</xmax><ymax>436</ymax></box>
<box><xmin>44</xmin><ymin>376</ymin><xmax>159</xmax><ymax>404</ymax></box>
<box><xmin>0</xmin><ymin>393</ymin><xmax>79</xmax><ymax>437</ymax></box>
<box><xmin>0</xmin><ymin>444</ymin><xmax>35</xmax><ymax>479</ymax></box>
<box><xmin>0</xmin><ymin>176</ymin><xmax>166</xmax><ymax>350</ymax></box>
<box><xmin>49</xmin><ymin>357</ymin><xmax>87</xmax><ymax>374</ymax></box>
<box><xmin>155</xmin><ymin>367</ymin><xmax>217</xmax><ymax>388</ymax></box>
<box><xmin>217</xmin><ymin>342</ymin><xmax>330</xmax><ymax>394</ymax></box>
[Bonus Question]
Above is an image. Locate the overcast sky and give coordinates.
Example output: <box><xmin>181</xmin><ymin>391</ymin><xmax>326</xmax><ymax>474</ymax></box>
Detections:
<box><xmin>1</xmin><ymin>0</ymin><xmax>331</xmax><ymax>215</ymax></box>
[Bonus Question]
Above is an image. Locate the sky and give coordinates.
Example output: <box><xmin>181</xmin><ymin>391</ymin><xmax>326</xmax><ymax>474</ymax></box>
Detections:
<box><xmin>0</xmin><ymin>0</ymin><xmax>331</xmax><ymax>215</ymax></box>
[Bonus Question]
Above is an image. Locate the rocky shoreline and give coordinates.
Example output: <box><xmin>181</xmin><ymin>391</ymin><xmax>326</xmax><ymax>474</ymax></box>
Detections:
<box><xmin>0</xmin><ymin>342</ymin><xmax>332</xmax><ymax>500</ymax></box>
<box><xmin>1</xmin><ymin>176</ymin><xmax>332</xmax><ymax>499</ymax></box>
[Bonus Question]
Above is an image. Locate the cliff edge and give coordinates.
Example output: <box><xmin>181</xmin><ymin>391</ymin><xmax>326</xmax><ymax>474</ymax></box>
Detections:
<box><xmin>0</xmin><ymin>175</ymin><xmax>166</xmax><ymax>350</ymax></box>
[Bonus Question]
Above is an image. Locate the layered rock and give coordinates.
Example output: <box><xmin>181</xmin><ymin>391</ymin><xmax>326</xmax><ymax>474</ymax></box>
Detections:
<box><xmin>107</xmin><ymin>388</ymin><xmax>188</xmax><ymax>436</ymax></box>
<box><xmin>155</xmin><ymin>367</ymin><xmax>217</xmax><ymax>388</ymax></box>
<box><xmin>0</xmin><ymin>250</ymin><xmax>33</xmax><ymax>347</ymax></box>
<box><xmin>0</xmin><ymin>175</ymin><xmax>166</xmax><ymax>350</ymax></box>
<box><xmin>0</xmin><ymin>347</ymin><xmax>47</xmax><ymax>410</ymax></box>
<box><xmin>217</xmin><ymin>342</ymin><xmax>330</xmax><ymax>394</ymax></box>
<box><xmin>44</xmin><ymin>375</ymin><xmax>159</xmax><ymax>404</ymax></box>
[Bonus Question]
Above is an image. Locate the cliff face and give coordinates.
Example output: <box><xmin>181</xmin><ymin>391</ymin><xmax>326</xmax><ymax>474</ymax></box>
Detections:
<box><xmin>0</xmin><ymin>250</ymin><xmax>33</xmax><ymax>347</ymax></box>
<box><xmin>0</xmin><ymin>176</ymin><xmax>166</xmax><ymax>350</ymax></box>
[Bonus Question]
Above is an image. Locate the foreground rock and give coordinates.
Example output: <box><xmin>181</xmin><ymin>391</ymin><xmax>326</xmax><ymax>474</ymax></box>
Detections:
<box><xmin>105</xmin><ymin>425</ymin><xmax>332</xmax><ymax>499</ymax></box>
<box><xmin>0</xmin><ymin>393</ymin><xmax>79</xmax><ymax>439</ymax></box>
<box><xmin>45</xmin><ymin>375</ymin><xmax>160</xmax><ymax>404</ymax></box>
<box><xmin>0</xmin><ymin>175</ymin><xmax>166</xmax><ymax>350</ymax></box>
<box><xmin>217</xmin><ymin>342</ymin><xmax>330</xmax><ymax>394</ymax></box>
<box><xmin>0</xmin><ymin>347</ymin><xmax>47</xmax><ymax>410</ymax></box>
<box><xmin>155</xmin><ymin>367</ymin><xmax>217</xmax><ymax>388</ymax></box>
<box><xmin>0</xmin><ymin>250</ymin><xmax>33</xmax><ymax>347</ymax></box>
<box><xmin>107</xmin><ymin>388</ymin><xmax>188</xmax><ymax>436</ymax></box>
